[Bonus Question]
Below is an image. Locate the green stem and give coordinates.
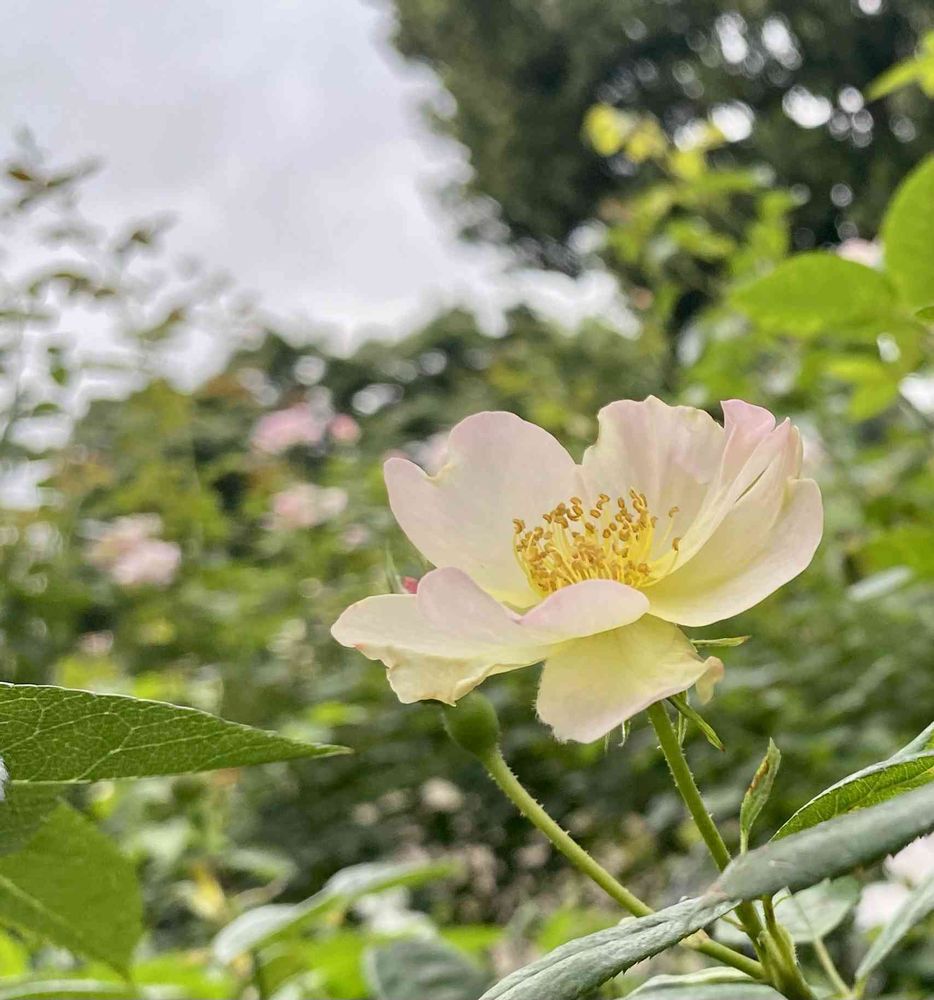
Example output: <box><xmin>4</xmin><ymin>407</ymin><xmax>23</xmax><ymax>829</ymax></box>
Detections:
<box><xmin>812</xmin><ymin>936</ymin><xmax>852</xmax><ymax>998</ymax></box>
<box><xmin>481</xmin><ymin>746</ymin><xmax>764</xmax><ymax>981</ymax></box>
<box><xmin>647</xmin><ymin>703</ymin><xmax>770</xmax><ymax>959</ymax></box>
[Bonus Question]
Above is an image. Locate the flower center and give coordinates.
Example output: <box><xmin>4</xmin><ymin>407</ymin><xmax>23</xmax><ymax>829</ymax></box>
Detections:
<box><xmin>512</xmin><ymin>491</ymin><xmax>680</xmax><ymax>596</ymax></box>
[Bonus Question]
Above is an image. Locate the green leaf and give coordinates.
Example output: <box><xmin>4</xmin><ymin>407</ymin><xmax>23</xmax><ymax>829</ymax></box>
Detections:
<box><xmin>715</xmin><ymin>783</ymin><xmax>934</xmax><ymax>901</ymax></box>
<box><xmin>213</xmin><ymin>859</ymin><xmax>457</xmax><ymax>962</ymax></box>
<box><xmin>366</xmin><ymin>939</ymin><xmax>489</xmax><ymax>1000</ymax></box>
<box><xmin>0</xmin><ymin>984</ymin><xmax>137</xmax><ymax>1000</ymax></box>
<box><xmin>0</xmin><ymin>785</ymin><xmax>64</xmax><ymax>857</ymax></box>
<box><xmin>772</xmin><ymin>877</ymin><xmax>860</xmax><ymax>943</ymax></box>
<box><xmin>740</xmin><ymin>740</ymin><xmax>781</xmax><ymax>851</ymax></box>
<box><xmin>0</xmin><ymin>683</ymin><xmax>348</xmax><ymax>783</ymax></box>
<box><xmin>732</xmin><ymin>254</ymin><xmax>899</xmax><ymax>336</ymax></box>
<box><xmin>667</xmin><ymin>694</ymin><xmax>723</xmax><ymax>751</ymax></box>
<box><xmin>477</xmin><ymin>895</ymin><xmax>737</xmax><ymax>1000</ymax></box>
<box><xmin>773</xmin><ymin>722</ymin><xmax>934</xmax><ymax>839</ymax></box>
<box><xmin>0</xmin><ymin>804</ymin><xmax>142</xmax><ymax>972</ymax></box>
<box><xmin>691</xmin><ymin>636</ymin><xmax>749</xmax><ymax>648</ymax></box>
<box><xmin>855</xmin><ymin>870</ymin><xmax>934</xmax><ymax>983</ymax></box>
<box><xmin>629</xmin><ymin>970</ymin><xmax>784</xmax><ymax>998</ymax></box>
<box><xmin>916</xmin><ymin>304</ymin><xmax>934</xmax><ymax>322</ymax></box>
<box><xmin>882</xmin><ymin>156</ymin><xmax>934</xmax><ymax>312</ymax></box>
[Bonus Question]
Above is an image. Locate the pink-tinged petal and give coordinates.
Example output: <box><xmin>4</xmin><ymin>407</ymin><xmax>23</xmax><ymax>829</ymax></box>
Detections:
<box><xmin>418</xmin><ymin>568</ymin><xmax>646</xmax><ymax>646</ymax></box>
<box><xmin>519</xmin><ymin>579</ymin><xmax>649</xmax><ymax>642</ymax></box>
<box><xmin>331</xmin><ymin>590</ymin><xmax>546</xmax><ymax>705</ymax></box>
<box><xmin>385</xmin><ymin>411</ymin><xmax>581</xmax><ymax>606</ymax></box>
<box><xmin>331</xmin><ymin>568</ymin><xmax>648</xmax><ymax>706</ymax></box>
<box><xmin>582</xmin><ymin>397</ymin><xmax>724</xmax><ymax>552</ymax></box>
<box><xmin>669</xmin><ymin>412</ymin><xmax>802</xmax><ymax>567</ymax></box>
<box><xmin>646</xmin><ymin>477</ymin><xmax>822</xmax><ymax>626</ymax></box>
<box><xmin>536</xmin><ymin>617</ymin><xmax>721</xmax><ymax>743</ymax></box>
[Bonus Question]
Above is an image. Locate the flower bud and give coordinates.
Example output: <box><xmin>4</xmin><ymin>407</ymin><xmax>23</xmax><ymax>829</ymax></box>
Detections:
<box><xmin>442</xmin><ymin>693</ymin><xmax>500</xmax><ymax>760</ymax></box>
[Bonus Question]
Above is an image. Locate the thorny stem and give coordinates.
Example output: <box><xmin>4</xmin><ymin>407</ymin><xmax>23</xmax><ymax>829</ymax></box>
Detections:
<box><xmin>480</xmin><ymin>746</ymin><xmax>765</xmax><ymax>981</ymax></box>
<box><xmin>647</xmin><ymin>702</ymin><xmax>818</xmax><ymax>1000</ymax></box>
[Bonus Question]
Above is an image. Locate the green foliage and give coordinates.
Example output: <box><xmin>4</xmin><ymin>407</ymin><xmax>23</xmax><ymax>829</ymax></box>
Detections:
<box><xmin>856</xmin><ymin>871</ymin><xmax>934</xmax><ymax>984</ymax></box>
<box><xmin>881</xmin><ymin>156</ymin><xmax>934</xmax><ymax>311</ymax></box>
<box><xmin>740</xmin><ymin>740</ymin><xmax>781</xmax><ymax>852</ymax></box>
<box><xmin>771</xmin><ymin>877</ymin><xmax>860</xmax><ymax>943</ymax></box>
<box><xmin>0</xmin><ymin>804</ymin><xmax>141</xmax><ymax>973</ymax></box>
<box><xmin>868</xmin><ymin>31</ymin><xmax>934</xmax><ymax>99</ymax></box>
<box><xmin>630</xmin><ymin>972</ymin><xmax>784</xmax><ymax>999</ymax></box>
<box><xmin>213</xmin><ymin>859</ymin><xmax>457</xmax><ymax>963</ymax></box>
<box><xmin>389</xmin><ymin>0</ymin><xmax>934</xmax><ymax>262</ymax></box>
<box><xmin>774</xmin><ymin>722</ymin><xmax>934</xmax><ymax>838</ymax></box>
<box><xmin>366</xmin><ymin>939</ymin><xmax>489</xmax><ymax>1000</ymax></box>
<box><xmin>478</xmin><ymin>896</ymin><xmax>738</xmax><ymax>1000</ymax></box>
<box><xmin>0</xmin><ymin>683</ymin><xmax>346</xmax><ymax>782</ymax></box>
<box><xmin>717</xmin><ymin>784</ymin><xmax>934</xmax><ymax>899</ymax></box>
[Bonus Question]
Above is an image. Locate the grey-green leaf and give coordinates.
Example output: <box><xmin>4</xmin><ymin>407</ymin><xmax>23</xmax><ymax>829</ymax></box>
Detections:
<box><xmin>715</xmin><ymin>783</ymin><xmax>934</xmax><ymax>901</ymax></box>
<box><xmin>855</xmin><ymin>870</ymin><xmax>934</xmax><ymax>983</ymax></box>
<box><xmin>0</xmin><ymin>804</ymin><xmax>142</xmax><ymax>972</ymax></box>
<box><xmin>477</xmin><ymin>896</ymin><xmax>737</xmax><ymax>1000</ymax></box>
<box><xmin>740</xmin><ymin>740</ymin><xmax>781</xmax><ymax>851</ymax></box>
<box><xmin>772</xmin><ymin>877</ymin><xmax>860</xmax><ymax>943</ymax></box>
<box><xmin>774</xmin><ymin>722</ymin><xmax>934</xmax><ymax>839</ymax></box>
<box><xmin>366</xmin><ymin>939</ymin><xmax>489</xmax><ymax>1000</ymax></box>
<box><xmin>0</xmin><ymin>683</ymin><xmax>348</xmax><ymax>782</ymax></box>
<box><xmin>213</xmin><ymin>859</ymin><xmax>456</xmax><ymax>962</ymax></box>
<box><xmin>882</xmin><ymin>156</ymin><xmax>934</xmax><ymax>312</ymax></box>
<box><xmin>629</xmin><ymin>970</ymin><xmax>784</xmax><ymax>999</ymax></box>
<box><xmin>732</xmin><ymin>253</ymin><xmax>899</xmax><ymax>336</ymax></box>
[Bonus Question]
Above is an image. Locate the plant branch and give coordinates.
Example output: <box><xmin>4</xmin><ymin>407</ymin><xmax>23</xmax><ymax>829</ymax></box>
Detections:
<box><xmin>480</xmin><ymin>745</ymin><xmax>765</xmax><ymax>980</ymax></box>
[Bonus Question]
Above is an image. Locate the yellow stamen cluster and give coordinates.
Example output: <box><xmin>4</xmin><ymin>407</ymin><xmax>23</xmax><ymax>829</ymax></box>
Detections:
<box><xmin>513</xmin><ymin>491</ymin><xmax>680</xmax><ymax>596</ymax></box>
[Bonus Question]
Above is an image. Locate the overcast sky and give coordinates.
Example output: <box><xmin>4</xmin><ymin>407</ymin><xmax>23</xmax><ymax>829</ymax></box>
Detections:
<box><xmin>0</xmin><ymin>0</ymin><xmax>623</xmax><ymax>350</ymax></box>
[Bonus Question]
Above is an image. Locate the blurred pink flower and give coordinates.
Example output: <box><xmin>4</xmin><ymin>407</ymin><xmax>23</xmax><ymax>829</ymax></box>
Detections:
<box><xmin>251</xmin><ymin>404</ymin><xmax>325</xmax><ymax>454</ymax></box>
<box><xmin>413</xmin><ymin>431</ymin><xmax>450</xmax><ymax>474</ymax></box>
<box><xmin>329</xmin><ymin>413</ymin><xmax>361</xmax><ymax>444</ymax></box>
<box><xmin>837</xmin><ymin>238</ymin><xmax>882</xmax><ymax>269</ymax></box>
<box><xmin>270</xmin><ymin>483</ymin><xmax>348</xmax><ymax>529</ymax></box>
<box><xmin>87</xmin><ymin>515</ymin><xmax>181</xmax><ymax>588</ymax></box>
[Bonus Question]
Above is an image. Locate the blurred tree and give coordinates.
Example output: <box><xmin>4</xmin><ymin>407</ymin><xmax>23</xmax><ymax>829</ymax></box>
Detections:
<box><xmin>388</xmin><ymin>0</ymin><xmax>934</xmax><ymax>268</ymax></box>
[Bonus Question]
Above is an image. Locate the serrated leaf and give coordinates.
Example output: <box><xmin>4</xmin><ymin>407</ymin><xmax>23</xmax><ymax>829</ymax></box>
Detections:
<box><xmin>855</xmin><ymin>870</ymin><xmax>934</xmax><ymax>983</ymax></box>
<box><xmin>213</xmin><ymin>859</ymin><xmax>456</xmax><ymax>962</ymax></box>
<box><xmin>774</xmin><ymin>722</ymin><xmax>934</xmax><ymax>839</ymax></box>
<box><xmin>477</xmin><ymin>896</ymin><xmax>737</xmax><ymax>1000</ymax></box>
<box><xmin>482</xmin><ymin>787</ymin><xmax>934</xmax><ymax>1000</ymax></box>
<box><xmin>715</xmin><ymin>783</ymin><xmax>934</xmax><ymax>901</ymax></box>
<box><xmin>772</xmin><ymin>877</ymin><xmax>860</xmax><ymax>943</ymax></box>
<box><xmin>740</xmin><ymin>740</ymin><xmax>781</xmax><ymax>851</ymax></box>
<box><xmin>0</xmin><ymin>683</ymin><xmax>348</xmax><ymax>783</ymax></box>
<box><xmin>0</xmin><ymin>804</ymin><xmax>142</xmax><ymax>972</ymax></box>
<box><xmin>629</xmin><ymin>969</ymin><xmax>783</xmax><ymax>998</ymax></box>
<box><xmin>366</xmin><ymin>939</ymin><xmax>489</xmax><ymax>1000</ymax></box>
<box><xmin>732</xmin><ymin>254</ymin><xmax>899</xmax><ymax>336</ymax></box>
<box><xmin>882</xmin><ymin>156</ymin><xmax>934</xmax><ymax>312</ymax></box>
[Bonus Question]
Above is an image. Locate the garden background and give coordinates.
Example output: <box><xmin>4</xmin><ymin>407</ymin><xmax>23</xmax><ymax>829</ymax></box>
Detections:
<box><xmin>1</xmin><ymin>1</ymin><xmax>933</xmax><ymax>997</ymax></box>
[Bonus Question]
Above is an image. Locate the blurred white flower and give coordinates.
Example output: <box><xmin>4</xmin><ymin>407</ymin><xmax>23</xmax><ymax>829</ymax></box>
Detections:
<box><xmin>270</xmin><ymin>484</ymin><xmax>347</xmax><ymax>529</ymax></box>
<box><xmin>87</xmin><ymin>515</ymin><xmax>181</xmax><ymax>588</ymax></box>
<box><xmin>329</xmin><ymin>413</ymin><xmax>361</xmax><ymax>444</ymax></box>
<box><xmin>885</xmin><ymin>832</ymin><xmax>934</xmax><ymax>888</ymax></box>
<box><xmin>420</xmin><ymin>778</ymin><xmax>464</xmax><ymax>813</ymax></box>
<box><xmin>341</xmin><ymin>523</ymin><xmax>371</xmax><ymax>550</ymax></box>
<box><xmin>251</xmin><ymin>404</ymin><xmax>326</xmax><ymax>454</ymax></box>
<box><xmin>856</xmin><ymin>881</ymin><xmax>911</xmax><ymax>931</ymax></box>
<box><xmin>837</xmin><ymin>238</ymin><xmax>883</xmax><ymax>269</ymax></box>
